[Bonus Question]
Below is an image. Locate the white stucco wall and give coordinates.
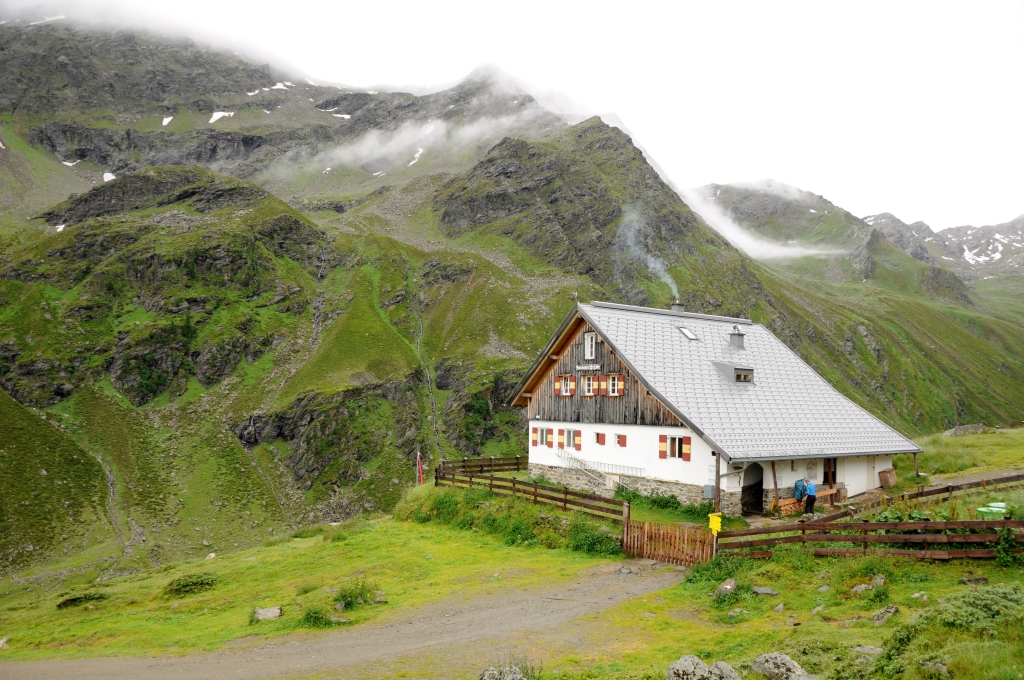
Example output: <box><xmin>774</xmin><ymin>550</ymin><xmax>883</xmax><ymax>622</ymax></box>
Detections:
<box><xmin>732</xmin><ymin>454</ymin><xmax>894</xmax><ymax>498</ymax></box>
<box><xmin>529</xmin><ymin>418</ymin><xmax>893</xmax><ymax>499</ymax></box>
<box><xmin>529</xmin><ymin>420</ymin><xmax>717</xmax><ymax>489</ymax></box>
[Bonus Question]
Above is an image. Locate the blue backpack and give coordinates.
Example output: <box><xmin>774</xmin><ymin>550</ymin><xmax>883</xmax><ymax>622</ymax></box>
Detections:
<box><xmin>794</xmin><ymin>478</ymin><xmax>807</xmax><ymax>502</ymax></box>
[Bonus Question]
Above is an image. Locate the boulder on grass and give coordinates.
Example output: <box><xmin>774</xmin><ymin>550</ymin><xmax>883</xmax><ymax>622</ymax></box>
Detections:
<box><xmin>750</xmin><ymin>652</ymin><xmax>812</xmax><ymax>680</ymax></box>
<box><xmin>667</xmin><ymin>655</ymin><xmax>711</xmax><ymax>680</ymax></box>
<box><xmin>709</xmin><ymin>660</ymin><xmax>741</xmax><ymax>680</ymax></box>
<box><xmin>716</xmin><ymin>579</ymin><xmax>736</xmax><ymax>598</ymax></box>
<box><xmin>479</xmin><ymin>667</ymin><xmax>524</xmax><ymax>680</ymax></box>
<box><xmin>253</xmin><ymin>606</ymin><xmax>281</xmax><ymax>621</ymax></box>
<box><xmin>872</xmin><ymin>604</ymin><xmax>899</xmax><ymax>626</ymax></box>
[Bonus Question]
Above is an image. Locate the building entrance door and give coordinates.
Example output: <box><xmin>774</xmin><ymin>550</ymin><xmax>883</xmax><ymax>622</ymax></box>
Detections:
<box><xmin>740</xmin><ymin>463</ymin><xmax>765</xmax><ymax>515</ymax></box>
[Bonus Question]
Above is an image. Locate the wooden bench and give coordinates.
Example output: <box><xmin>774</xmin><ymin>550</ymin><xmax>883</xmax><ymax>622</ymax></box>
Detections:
<box><xmin>817</xmin><ymin>487</ymin><xmax>839</xmax><ymax>506</ymax></box>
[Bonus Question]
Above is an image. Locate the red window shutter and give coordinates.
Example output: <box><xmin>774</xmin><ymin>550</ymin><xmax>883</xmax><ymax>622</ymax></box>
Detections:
<box><xmin>547</xmin><ymin>431</ymin><xmax>553</xmax><ymax>448</ymax></box>
<box><xmin>618</xmin><ymin>373</ymin><xmax>625</xmax><ymax>393</ymax></box>
<box><xmin>558</xmin><ymin>429</ymin><xmax>565</xmax><ymax>449</ymax></box>
<box><xmin>531</xmin><ymin>427</ymin><xmax>538</xmax><ymax>447</ymax></box>
<box><xmin>554</xmin><ymin>374</ymin><xmax>560</xmax><ymax>395</ymax></box>
<box><xmin>618</xmin><ymin>434</ymin><xmax>627</xmax><ymax>447</ymax></box>
<box><xmin>575</xmin><ymin>435</ymin><xmax>581</xmax><ymax>452</ymax></box>
<box><xmin>597</xmin><ymin>374</ymin><xmax>605</xmax><ymax>396</ymax></box>
<box><xmin>597</xmin><ymin>432</ymin><xmax>606</xmax><ymax>445</ymax></box>
<box><xmin>659</xmin><ymin>434</ymin><xmax>668</xmax><ymax>459</ymax></box>
<box><xmin>682</xmin><ymin>436</ymin><xmax>692</xmax><ymax>461</ymax></box>
<box><xmin>569</xmin><ymin>375</ymin><xmax>576</xmax><ymax>395</ymax></box>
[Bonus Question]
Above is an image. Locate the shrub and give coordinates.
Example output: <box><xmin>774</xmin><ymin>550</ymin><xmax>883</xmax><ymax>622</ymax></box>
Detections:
<box><xmin>615</xmin><ymin>489</ymin><xmax>713</xmax><ymax>522</ymax></box>
<box><xmin>396</xmin><ymin>485</ymin><xmax>622</xmax><ymax>556</ymax></box>
<box><xmin>504</xmin><ymin>516</ymin><xmax>536</xmax><ymax>546</ymax></box>
<box><xmin>566</xmin><ymin>517</ymin><xmax>621</xmax><ymax>556</ymax></box>
<box><xmin>992</xmin><ymin>527</ymin><xmax>1022</xmax><ymax>567</ymax></box>
<box><xmin>295</xmin><ymin>582</ymin><xmax>319</xmax><ymax>596</ymax></box>
<box><xmin>163</xmin><ymin>572</ymin><xmax>218</xmax><ymax>597</ymax></box>
<box><xmin>334</xmin><ymin>577</ymin><xmax>379</xmax><ymax>608</ymax></box>
<box><xmin>430</xmin><ymin>490</ymin><xmax>460</xmax><ymax>523</ymax></box>
<box><xmin>684</xmin><ymin>553</ymin><xmax>752</xmax><ymax>587</ymax></box>
<box><xmin>297</xmin><ymin>607</ymin><xmax>336</xmax><ymax>629</ymax></box>
<box><xmin>56</xmin><ymin>593</ymin><xmax>107</xmax><ymax>609</ymax></box>
<box><xmin>866</xmin><ymin>585</ymin><xmax>891</xmax><ymax>605</ymax></box>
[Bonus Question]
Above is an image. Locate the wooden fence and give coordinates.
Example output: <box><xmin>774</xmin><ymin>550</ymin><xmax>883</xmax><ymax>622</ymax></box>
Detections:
<box><xmin>437</xmin><ymin>456</ymin><xmax>528</xmax><ymax>474</ymax></box>
<box><xmin>434</xmin><ymin>469</ymin><xmax>626</xmax><ymax>524</ymax></box>
<box><xmin>824</xmin><ymin>471</ymin><xmax>1024</xmax><ymax>522</ymax></box>
<box><xmin>718</xmin><ymin>519</ymin><xmax>1024</xmax><ymax>560</ymax></box>
<box><xmin>433</xmin><ymin>468</ymin><xmax>717</xmax><ymax>566</ymax></box>
<box><xmin>623</xmin><ymin>520</ymin><xmax>715</xmax><ymax>567</ymax></box>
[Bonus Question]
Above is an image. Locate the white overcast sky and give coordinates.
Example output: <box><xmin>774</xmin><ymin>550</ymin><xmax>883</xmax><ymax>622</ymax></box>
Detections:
<box><xmin>5</xmin><ymin>0</ymin><xmax>1024</xmax><ymax>230</ymax></box>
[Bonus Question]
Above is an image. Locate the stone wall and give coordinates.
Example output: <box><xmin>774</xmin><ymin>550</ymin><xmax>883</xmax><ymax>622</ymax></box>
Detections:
<box><xmin>529</xmin><ymin>463</ymin><xmax>742</xmax><ymax>515</ymax></box>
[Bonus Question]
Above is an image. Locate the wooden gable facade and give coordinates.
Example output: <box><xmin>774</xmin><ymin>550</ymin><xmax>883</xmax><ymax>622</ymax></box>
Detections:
<box><xmin>514</xmin><ymin>317</ymin><xmax>682</xmax><ymax>427</ymax></box>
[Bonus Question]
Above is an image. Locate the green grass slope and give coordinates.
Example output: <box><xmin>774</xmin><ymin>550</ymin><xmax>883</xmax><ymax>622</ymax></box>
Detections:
<box><xmin>0</xmin><ymin>389</ymin><xmax>112</xmax><ymax>572</ymax></box>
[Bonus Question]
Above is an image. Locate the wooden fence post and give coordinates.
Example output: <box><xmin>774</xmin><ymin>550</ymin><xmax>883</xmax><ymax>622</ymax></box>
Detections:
<box><xmin>622</xmin><ymin>501</ymin><xmax>631</xmax><ymax>552</ymax></box>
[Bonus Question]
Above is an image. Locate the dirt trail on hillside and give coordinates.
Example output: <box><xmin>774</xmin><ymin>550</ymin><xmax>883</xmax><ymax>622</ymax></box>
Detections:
<box><xmin>3</xmin><ymin>563</ymin><xmax>684</xmax><ymax>680</ymax></box>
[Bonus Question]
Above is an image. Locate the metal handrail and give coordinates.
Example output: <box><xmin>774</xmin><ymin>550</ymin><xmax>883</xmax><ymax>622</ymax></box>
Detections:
<box><xmin>553</xmin><ymin>447</ymin><xmax>644</xmax><ymax>491</ymax></box>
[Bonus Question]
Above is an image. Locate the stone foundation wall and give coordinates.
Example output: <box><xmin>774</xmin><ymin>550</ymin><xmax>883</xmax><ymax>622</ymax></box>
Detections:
<box><xmin>529</xmin><ymin>463</ymin><xmax>742</xmax><ymax>516</ymax></box>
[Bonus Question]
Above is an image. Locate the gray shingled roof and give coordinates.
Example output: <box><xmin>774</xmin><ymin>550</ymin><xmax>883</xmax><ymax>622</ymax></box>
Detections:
<box><xmin>579</xmin><ymin>302</ymin><xmax>921</xmax><ymax>460</ymax></box>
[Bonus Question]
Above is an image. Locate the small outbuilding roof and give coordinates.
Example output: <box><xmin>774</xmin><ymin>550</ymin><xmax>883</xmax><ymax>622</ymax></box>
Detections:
<box><xmin>512</xmin><ymin>301</ymin><xmax>921</xmax><ymax>460</ymax></box>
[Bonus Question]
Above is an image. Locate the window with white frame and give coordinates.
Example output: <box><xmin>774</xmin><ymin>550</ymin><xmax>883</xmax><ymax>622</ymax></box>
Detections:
<box><xmin>584</xmin><ymin>332</ymin><xmax>596</xmax><ymax>359</ymax></box>
<box><xmin>538</xmin><ymin>428</ymin><xmax>549</xmax><ymax>446</ymax></box>
<box><xmin>565</xmin><ymin>429</ymin><xmax>578</xmax><ymax>449</ymax></box>
<box><xmin>560</xmin><ymin>375</ymin><xmax>571</xmax><ymax>396</ymax></box>
<box><xmin>608</xmin><ymin>373</ymin><xmax>620</xmax><ymax>396</ymax></box>
<box><xmin>582</xmin><ymin>374</ymin><xmax>594</xmax><ymax>396</ymax></box>
<box><xmin>668</xmin><ymin>436</ymin><xmax>691</xmax><ymax>460</ymax></box>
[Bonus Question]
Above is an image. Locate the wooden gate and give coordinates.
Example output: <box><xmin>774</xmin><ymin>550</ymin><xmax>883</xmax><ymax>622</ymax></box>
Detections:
<box><xmin>623</xmin><ymin>520</ymin><xmax>714</xmax><ymax>567</ymax></box>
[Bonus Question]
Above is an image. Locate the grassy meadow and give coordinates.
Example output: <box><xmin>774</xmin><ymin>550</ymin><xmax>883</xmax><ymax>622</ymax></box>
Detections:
<box><xmin>0</xmin><ymin>516</ymin><xmax>613</xmax><ymax>661</ymax></box>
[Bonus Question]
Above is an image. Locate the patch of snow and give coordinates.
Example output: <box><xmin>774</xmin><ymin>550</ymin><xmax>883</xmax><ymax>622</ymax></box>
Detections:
<box><xmin>29</xmin><ymin>15</ymin><xmax>64</xmax><ymax>25</ymax></box>
<box><xmin>513</xmin><ymin>100</ymin><xmax>519</xmax><ymax>104</ymax></box>
<box><xmin>448</xmin><ymin>105</ymin><xmax>455</xmax><ymax>109</ymax></box>
<box><xmin>308</xmin><ymin>98</ymin><xmax>313</xmax><ymax>102</ymax></box>
<box><xmin>407</xmin><ymin>148</ymin><xmax>424</xmax><ymax>166</ymax></box>
<box><xmin>332</xmin><ymin>114</ymin><xmax>350</xmax><ymax>119</ymax></box>
<box><xmin>715</xmin><ymin>189</ymin><xmax>720</xmax><ymax>197</ymax></box>
<box><xmin>926</xmin><ymin>237</ymin><xmax>934</xmax><ymax>242</ymax></box>
<box><xmin>62</xmin><ymin>160</ymin><xmax>80</xmax><ymax>167</ymax></box>
<box><xmin>246</xmin><ymin>89</ymin><xmax>260</xmax><ymax>96</ymax></box>
<box><xmin>991</xmin><ymin>244</ymin><xmax>1003</xmax><ymax>260</ymax></box>
<box><xmin>262</xmin><ymin>87</ymin><xmax>269</xmax><ymax>92</ymax></box>
<box><xmin>306</xmin><ymin>79</ymin><xmax>316</xmax><ymax>85</ymax></box>
<box><xmin>271</xmin><ymin>83</ymin><xmax>288</xmax><ymax>90</ymax></box>
<box><xmin>208</xmin><ymin>112</ymin><xmax>234</xmax><ymax>124</ymax></box>
<box><xmin>55</xmin><ymin>224</ymin><xmax>65</xmax><ymax>232</ymax></box>
<box><xmin>367</xmin><ymin>90</ymin><xmax>378</xmax><ymax>94</ymax></box>
<box><xmin>103</xmin><ymin>172</ymin><xmax>116</xmax><ymax>182</ymax></box>
<box><xmin>322</xmin><ymin>167</ymin><xmax>331</xmax><ymax>174</ymax></box>
<box><xmin>984</xmin><ymin>276</ymin><xmax>994</xmax><ymax>280</ymax></box>
<box><xmin>0</xmin><ymin>139</ymin><xmax>5</xmax><ymax>150</ymax></box>
<box><xmin>372</xmin><ymin>171</ymin><xmax>385</xmax><ymax>177</ymax></box>
<box><xmin>263</xmin><ymin>110</ymin><xmax>271</xmax><ymax>114</ymax></box>
<box><xmin>162</xmin><ymin>116</ymin><xmax>173</xmax><ymax>126</ymax></box>
<box><xmin>809</xmin><ymin>209</ymin><xmax>817</xmax><ymax>213</ymax></box>
<box><xmin>284</xmin><ymin>82</ymin><xmax>294</xmax><ymax>87</ymax></box>
<box><xmin>942</xmin><ymin>256</ymin><xmax>954</xmax><ymax>260</ymax></box>
<box><xmin>0</xmin><ymin>20</ymin><xmax>8</xmax><ymax>25</ymax></box>
<box><xmin>963</xmin><ymin>244</ymin><xmax>989</xmax><ymax>264</ymax></box>
<box><xmin>318</xmin><ymin>107</ymin><xmax>338</xmax><ymax>112</ymax></box>
<box><xmin>994</xmin><ymin>233</ymin><xmax>1008</xmax><ymax>243</ymax></box>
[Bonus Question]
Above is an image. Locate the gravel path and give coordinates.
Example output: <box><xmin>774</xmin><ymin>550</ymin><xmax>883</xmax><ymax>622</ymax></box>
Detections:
<box><xmin>3</xmin><ymin>562</ymin><xmax>684</xmax><ymax>680</ymax></box>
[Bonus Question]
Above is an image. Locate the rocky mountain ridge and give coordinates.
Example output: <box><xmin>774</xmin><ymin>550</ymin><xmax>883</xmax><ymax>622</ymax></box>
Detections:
<box><xmin>2</xmin><ymin>20</ymin><xmax>1023</xmax><ymax>576</ymax></box>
